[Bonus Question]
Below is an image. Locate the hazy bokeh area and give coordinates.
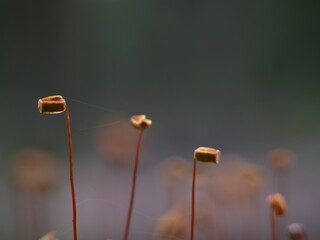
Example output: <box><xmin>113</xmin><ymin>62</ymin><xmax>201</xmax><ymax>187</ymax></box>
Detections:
<box><xmin>1</xmin><ymin>0</ymin><xmax>320</xmax><ymax>239</ymax></box>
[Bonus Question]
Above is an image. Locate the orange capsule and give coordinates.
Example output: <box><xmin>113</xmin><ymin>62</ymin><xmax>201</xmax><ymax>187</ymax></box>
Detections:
<box><xmin>38</xmin><ymin>95</ymin><xmax>66</xmax><ymax>114</ymax></box>
<box><xmin>154</xmin><ymin>209</ymin><xmax>186</xmax><ymax>240</ymax></box>
<box><xmin>130</xmin><ymin>114</ymin><xmax>152</xmax><ymax>130</ymax></box>
<box><xmin>268</xmin><ymin>149</ymin><xmax>294</xmax><ymax>168</ymax></box>
<box><xmin>266</xmin><ymin>193</ymin><xmax>287</xmax><ymax>216</ymax></box>
<box><xmin>39</xmin><ymin>232</ymin><xmax>55</xmax><ymax>240</ymax></box>
<box><xmin>194</xmin><ymin>147</ymin><xmax>221</xmax><ymax>164</ymax></box>
<box><xmin>11</xmin><ymin>148</ymin><xmax>57</xmax><ymax>193</ymax></box>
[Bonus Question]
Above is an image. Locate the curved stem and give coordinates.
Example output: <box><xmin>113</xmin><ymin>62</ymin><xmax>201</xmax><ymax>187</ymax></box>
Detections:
<box><xmin>122</xmin><ymin>130</ymin><xmax>144</xmax><ymax>240</ymax></box>
<box><xmin>66</xmin><ymin>105</ymin><xmax>78</xmax><ymax>240</ymax></box>
<box><xmin>191</xmin><ymin>158</ymin><xmax>197</xmax><ymax>240</ymax></box>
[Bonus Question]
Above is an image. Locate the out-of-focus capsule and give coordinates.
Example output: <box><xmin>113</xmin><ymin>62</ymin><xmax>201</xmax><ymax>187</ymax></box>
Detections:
<box><xmin>39</xmin><ymin>232</ymin><xmax>55</xmax><ymax>240</ymax></box>
<box><xmin>194</xmin><ymin>147</ymin><xmax>221</xmax><ymax>164</ymax></box>
<box><xmin>163</xmin><ymin>157</ymin><xmax>188</xmax><ymax>180</ymax></box>
<box><xmin>266</xmin><ymin>193</ymin><xmax>287</xmax><ymax>216</ymax></box>
<box><xmin>11</xmin><ymin>148</ymin><xmax>57</xmax><ymax>193</ymax></box>
<box><xmin>268</xmin><ymin>149</ymin><xmax>294</xmax><ymax>168</ymax></box>
<box><xmin>154</xmin><ymin>209</ymin><xmax>186</xmax><ymax>240</ymax></box>
<box><xmin>130</xmin><ymin>114</ymin><xmax>152</xmax><ymax>130</ymax></box>
<box><xmin>38</xmin><ymin>95</ymin><xmax>66</xmax><ymax>114</ymax></box>
<box><xmin>287</xmin><ymin>223</ymin><xmax>308</xmax><ymax>240</ymax></box>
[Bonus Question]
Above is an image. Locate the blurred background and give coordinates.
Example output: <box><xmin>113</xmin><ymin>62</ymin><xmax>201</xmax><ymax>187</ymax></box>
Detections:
<box><xmin>1</xmin><ymin>0</ymin><xmax>320</xmax><ymax>239</ymax></box>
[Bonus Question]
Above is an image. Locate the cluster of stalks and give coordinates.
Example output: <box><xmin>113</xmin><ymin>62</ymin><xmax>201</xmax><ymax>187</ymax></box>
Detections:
<box><xmin>37</xmin><ymin>96</ymin><xmax>155</xmax><ymax>240</ymax></box>
<box><xmin>265</xmin><ymin>150</ymin><xmax>308</xmax><ymax>240</ymax></box>
<box><xmin>8</xmin><ymin>94</ymin><xmax>307</xmax><ymax>240</ymax></box>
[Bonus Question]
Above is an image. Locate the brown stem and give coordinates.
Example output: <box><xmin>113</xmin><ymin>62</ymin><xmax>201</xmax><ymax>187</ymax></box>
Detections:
<box><xmin>122</xmin><ymin>130</ymin><xmax>144</xmax><ymax>240</ymax></box>
<box><xmin>190</xmin><ymin>158</ymin><xmax>197</xmax><ymax>240</ymax></box>
<box><xmin>270</xmin><ymin>209</ymin><xmax>277</xmax><ymax>240</ymax></box>
<box><xmin>65</xmin><ymin>105</ymin><xmax>78</xmax><ymax>240</ymax></box>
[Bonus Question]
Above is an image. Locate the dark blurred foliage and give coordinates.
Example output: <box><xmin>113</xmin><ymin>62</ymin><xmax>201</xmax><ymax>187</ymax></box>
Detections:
<box><xmin>1</xmin><ymin>0</ymin><xmax>320</xmax><ymax>154</ymax></box>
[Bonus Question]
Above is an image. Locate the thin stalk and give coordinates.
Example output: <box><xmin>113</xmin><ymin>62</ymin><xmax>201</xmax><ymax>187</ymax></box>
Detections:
<box><xmin>190</xmin><ymin>158</ymin><xmax>197</xmax><ymax>240</ymax></box>
<box><xmin>30</xmin><ymin>194</ymin><xmax>39</xmax><ymax>239</ymax></box>
<box><xmin>40</xmin><ymin>192</ymin><xmax>50</xmax><ymax>235</ymax></box>
<box><xmin>122</xmin><ymin>130</ymin><xmax>144</xmax><ymax>240</ymax></box>
<box><xmin>270</xmin><ymin>209</ymin><xmax>277</xmax><ymax>240</ymax></box>
<box><xmin>65</xmin><ymin>105</ymin><xmax>78</xmax><ymax>240</ymax></box>
<box><xmin>166</xmin><ymin>176</ymin><xmax>176</xmax><ymax>210</ymax></box>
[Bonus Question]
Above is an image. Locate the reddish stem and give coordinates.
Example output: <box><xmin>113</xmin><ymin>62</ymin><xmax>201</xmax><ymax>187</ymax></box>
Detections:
<box><xmin>270</xmin><ymin>208</ymin><xmax>277</xmax><ymax>240</ymax></box>
<box><xmin>65</xmin><ymin>105</ymin><xmax>78</xmax><ymax>240</ymax></box>
<box><xmin>122</xmin><ymin>130</ymin><xmax>144</xmax><ymax>240</ymax></box>
<box><xmin>190</xmin><ymin>158</ymin><xmax>197</xmax><ymax>240</ymax></box>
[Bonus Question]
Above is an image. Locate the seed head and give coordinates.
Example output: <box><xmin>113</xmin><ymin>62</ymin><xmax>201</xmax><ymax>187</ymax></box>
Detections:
<box><xmin>11</xmin><ymin>148</ymin><xmax>57</xmax><ymax>193</ymax></box>
<box><xmin>39</xmin><ymin>232</ymin><xmax>55</xmax><ymax>240</ymax></box>
<box><xmin>154</xmin><ymin>209</ymin><xmax>186</xmax><ymax>240</ymax></box>
<box><xmin>38</xmin><ymin>95</ymin><xmax>66</xmax><ymax>114</ymax></box>
<box><xmin>163</xmin><ymin>157</ymin><xmax>188</xmax><ymax>180</ymax></box>
<box><xmin>266</xmin><ymin>193</ymin><xmax>287</xmax><ymax>216</ymax></box>
<box><xmin>268</xmin><ymin>149</ymin><xmax>294</xmax><ymax>168</ymax></box>
<box><xmin>287</xmin><ymin>223</ymin><xmax>308</xmax><ymax>240</ymax></box>
<box><xmin>95</xmin><ymin>116</ymin><xmax>137</xmax><ymax>166</ymax></box>
<box><xmin>130</xmin><ymin>114</ymin><xmax>152</xmax><ymax>130</ymax></box>
<box><xmin>240</xmin><ymin>164</ymin><xmax>265</xmax><ymax>191</ymax></box>
<box><xmin>194</xmin><ymin>147</ymin><xmax>221</xmax><ymax>163</ymax></box>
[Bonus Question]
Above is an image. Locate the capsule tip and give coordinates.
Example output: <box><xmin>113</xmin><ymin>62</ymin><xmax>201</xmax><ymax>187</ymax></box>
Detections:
<box><xmin>38</xmin><ymin>95</ymin><xmax>66</xmax><ymax>114</ymax></box>
<box><xmin>194</xmin><ymin>147</ymin><xmax>221</xmax><ymax>164</ymax></box>
<box><xmin>130</xmin><ymin>114</ymin><xmax>152</xmax><ymax>130</ymax></box>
